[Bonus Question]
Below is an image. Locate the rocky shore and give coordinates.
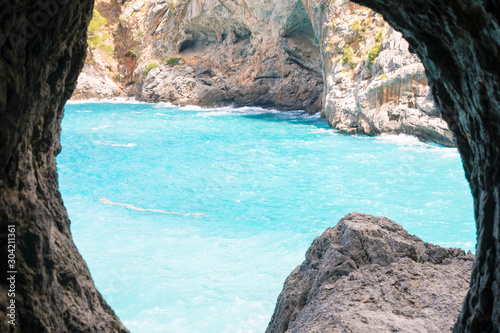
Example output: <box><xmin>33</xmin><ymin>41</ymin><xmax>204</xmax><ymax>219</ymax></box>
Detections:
<box><xmin>71</xmin><ymin>0</ymin><xmax>454</xmax><ymax>146</ymax></box>
<box><xmin>267</xmin><ymin>213</ymin><xmax>473</xmax><ymax>333</ymax></box>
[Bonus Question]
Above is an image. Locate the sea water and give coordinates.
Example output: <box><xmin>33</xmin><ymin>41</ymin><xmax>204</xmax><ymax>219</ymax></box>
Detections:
<box><xmin>58</xmin><ymin>101</ymin><xmax>475</xmax><ymax>333</ymax></box>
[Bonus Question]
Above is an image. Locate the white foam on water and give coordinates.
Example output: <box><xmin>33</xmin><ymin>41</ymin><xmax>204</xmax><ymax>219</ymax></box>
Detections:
<box><xmin>376</xmin><ymin>133</ymin><xmax>427</xmax><ymax>146</ymax></box>
<box><xmin>90</xmin><ymin>124</ymin><xmax>111</xmax><ymax>130</ymax></box>
<box><xmin>98</xmin><ymin>197</ymin><xmax>205</xmax><ymax>217</ymax></box>
<box><xmin>309</xmin><ymin>127</ymin><xmax>336</xmax><ymax>135</ymax></box>
<box><xmin>375</xmin><ymin>133</ymin><xmax>460</xmax><ymax>156</ymax></box>
<box><xmin>111</xmin><ymin>143</ymin><xmax>137</xmax><ymax>147</ymax></box>
<box><xmin>68</xmin><ymin>99</ymin><xmax>324</xmax><ymax>122</ymax></box>
<box><xmin>67</xmin><ymin>97</ymin><xmax>146</xmax><ymax>104</ymax></box>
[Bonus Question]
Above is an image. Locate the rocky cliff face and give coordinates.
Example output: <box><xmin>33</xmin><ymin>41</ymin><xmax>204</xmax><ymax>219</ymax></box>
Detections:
<box><xmin>303</xmin><ymin>1</ymin><xmax>453</xmax><ymax>145</ymax></box>
<box><xmin>134</xmin><ymin>0</ymin><xmax>324</xmax><ymax>111</ymax></box>
<box><xmin>0</xmin><ymin>1</ymin><xmax>128</xmax><ymax>332</ymax></box>
<box><xmin>267</xmin><ymin>213</ymin><xmax>474</xmax><ymax>333</ymax></box>
<box><xmin>72</xmin><ymin>0</ymin><xmax>453</xmax><ymax>144</ymax></box>
<box><xmin>72</xmin><ymin>63</ymin><xmax>122</xmax><ymax>100</ymax></box>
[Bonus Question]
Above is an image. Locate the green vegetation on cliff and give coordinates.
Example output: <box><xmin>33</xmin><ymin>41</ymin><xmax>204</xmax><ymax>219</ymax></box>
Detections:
<box><xmin>88</xmin><ymin>9</ymin><xmax>114</xmax><ymax>56</ymax></box>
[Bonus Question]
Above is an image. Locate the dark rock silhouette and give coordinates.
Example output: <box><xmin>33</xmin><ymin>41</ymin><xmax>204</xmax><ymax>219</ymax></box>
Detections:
<box><xmin>0</xmin><ymin>1</ymin><xmax>128</xmax><ymax>332</ymax></box>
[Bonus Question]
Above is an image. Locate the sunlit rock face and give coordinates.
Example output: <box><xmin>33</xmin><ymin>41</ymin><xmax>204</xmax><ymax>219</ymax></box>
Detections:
<box><xmin>74</xmin><ymin>0</ymin><xmax>452</xmax><ymax>143</ymax></box>
<box><xmin>135</xmin><ymin>0</ymin><xmax>324</xmax><ymax>112</ymax></box>
<box><xmin>301</xmin><ymin>0</ymin><xmax>453</xmax><ymax>145</ymax></box>
<box><xmin>0</xmin><ymin>1</ymin><xmax>128</xmax><ymax>332</ymax></box>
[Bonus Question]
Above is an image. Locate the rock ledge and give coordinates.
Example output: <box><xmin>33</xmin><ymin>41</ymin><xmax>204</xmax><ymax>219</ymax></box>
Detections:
<box><xmin>266</xmin><ymin>212</ymin><xmax>473</xmax><ymax>333</ymax></box>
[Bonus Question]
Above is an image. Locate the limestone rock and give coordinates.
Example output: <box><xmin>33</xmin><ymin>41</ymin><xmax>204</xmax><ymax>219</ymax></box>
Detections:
<box><xmin>72</xmin><ymin>63</ymin><xmax>122</xmax><ymax>100</ymax></box>
<box><xmin>132</xmin><ymin>0</ymin><xmax>324</xmax><ymax>111</ymax></box>
<box><xmin>303</xmin><ymin>1</ymin><xmax>454</xmax><ymax>145</ymax></box>
<box><xmin>267</xmin><ymin>213</ymin><xmax>473</xmax><ymax>333</ymax></box>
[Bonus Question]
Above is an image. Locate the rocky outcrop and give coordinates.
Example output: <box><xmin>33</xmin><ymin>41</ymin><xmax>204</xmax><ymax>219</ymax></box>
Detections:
<box><xmin>301</xmin><ymin>0</ymin><xmax>453</xmax><ymax>145</ymax></box>
<box><xmin>133</xmin><ymin>0</ymin><xmax>324</xmax><ymax>111</ymax></box>
<box><xmin>267</xmin><ymin>213</ymin><xmax>473</xmax><ymax>333</ymax></box>
<box><xmin>0</xmin><ymin>1</ymin><xmax>128</xmax><ymax>332</ymax></box>
<box><xmin>72</xmin><ymin>63</ymin><xmax>122</xmax><ymax>100</ymax></box>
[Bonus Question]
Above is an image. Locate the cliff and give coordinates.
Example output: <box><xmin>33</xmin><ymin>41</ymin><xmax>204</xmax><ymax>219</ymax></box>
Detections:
<box><xmin>72</xmin><ymin>0</ymin><xmax>453</xmax><ymax>145</ymax></box>
<box><xmin>304</xmin><ymin>0</ymin><xmax>453</xmax><ymax>145</ymax></box>
<box><xmin>267</xmin><ymin>213</ymin><xmax>473</xmax><ymax>333</ymax></box>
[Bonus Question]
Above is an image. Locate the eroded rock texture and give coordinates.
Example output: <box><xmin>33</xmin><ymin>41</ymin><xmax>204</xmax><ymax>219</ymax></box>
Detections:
<box><xmin>267</xmin><ymin>213</ymin><xmax>474</xmax><ymax>333</ymax></box>
<box><xmin>344</xmin><ymin>1</ymin><xmax>500</xmax><ymax>331</ymax></box>
<box><xmin>135</xmin><ymin>0</ymin><xmax>324</xmax><ymax>111</ymax></box>
<box><xmin>302</xmin><ymin>0</ymin><xmax>453</xmax><ymax>145</ymax></box>
<box><xmin>0</xmin><ymin>1</ymin><xmax>128</xmax><ymax>332</ymax></box>
<box><xmin>72</xmin><ymin>63</ymin><xmax>122</xmax><ymax>100</ymax></box>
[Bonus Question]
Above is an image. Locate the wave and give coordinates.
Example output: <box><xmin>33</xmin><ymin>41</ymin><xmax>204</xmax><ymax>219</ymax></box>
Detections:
<box><xmin>98</xmin><ymin>197</ymin><xmax>205</xmax><ymax>217</ymax></box>
<box><xmin>111</xmin><ymin>143</ymin><xmax>136</xmax><ymax>147</ymax></box>
<box><xmin>68</xmin><ymin>98</ymin><xmax>324</xmax><ymax>121</ymax></box>
<box><xmin>375</xmin><ymin>133</ymin><xmax>459</xmax><ymax>155</ymax></box>
<box><xmin>153</xmin><ymin>101</ymin><xmax>320</xmax><ymax>118</ymax></box>
<box><xmin>376</xmin><ymin>133</ymin><xmax>427</xmax><ymax>146</ymax></box>
<box><xmin>67</xmin><ymin>97</ymin><xmax>146</xmax><ymax>104</ymax></box>
<box><xmin>90</xmin><ymin>124</ymin><xmax>111</xmax><ymax>130</ymax></box>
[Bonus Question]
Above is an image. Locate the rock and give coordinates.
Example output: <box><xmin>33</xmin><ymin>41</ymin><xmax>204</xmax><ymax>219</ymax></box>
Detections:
<box><xmin>71</xmin><ymin>63</ymin><xmax>122</xmax><ymax>100</ymax></box>
<box><xmin>267</xmin><ymin>213</ymin><xmax>473</xmax><ymax>333</ymax></box>
<box><xmin>0</xmin><ymin>1</ymin><xmax>128</xmax><ymax>332</ymax></box>
<box><xmin>348</xmin><ymin>1</ymin><xmax>500</xmax><ymax>330</ymax></box>
<box><xmin>302</xmin><ymin>1</ymin><xmax>454</xmax><ymax>146</ymax></box>
<box><xmin>132</xmin><ymin>0</ymin><xmax>324</xmax><ymax>111</ymax></box>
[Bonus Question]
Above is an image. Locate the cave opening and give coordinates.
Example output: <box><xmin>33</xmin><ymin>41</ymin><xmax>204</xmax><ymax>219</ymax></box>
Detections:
<box><xmin>2</xmin><ymin>0</ymin><xmax>500</xmax><ymax>332</ymax></box>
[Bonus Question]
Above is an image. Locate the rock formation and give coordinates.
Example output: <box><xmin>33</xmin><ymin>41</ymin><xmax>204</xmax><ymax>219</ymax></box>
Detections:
<box><xmin>73</xmin><ymin>0</ymin><xmax>453</xmax><ymax>145</ymax></box>
<box><xmin>134</xmin><ymin>0</ymin><xmax>324</xmax><ymax>111</ymax></box>
<box><xmin>343</xmin><ymin>1</ymin><xmax>500</xmax><ymax>330</ymax></box>
<box><xmin>303</xmin><ymin>1</ymin><xmax>454</xmax><ymax>145</ymax></box>
<box><xmin>72</xmin><ymin>63</ymin><xmax>122</xmax><ymax>100</ymax></box>
<box><xmin>266</xmin><ymin>213</ymin><xmax>474</xmax><ymax>332</ymax></box>
<box><xmin>2</xmin><ymin>0</ymin><xmax>500</xmax><ymax>332</ymax></box>
<box><xmin>0</xmin><ymin>1</ymin><xmax>128</xmax><ymax>332</ymax></box>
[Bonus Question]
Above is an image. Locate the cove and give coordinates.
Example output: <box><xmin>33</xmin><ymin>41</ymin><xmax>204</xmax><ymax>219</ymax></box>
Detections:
<box><xmin>57</xmin><ymin>101</ymin><xmax>474</xmax><ymax>332</ymax></box>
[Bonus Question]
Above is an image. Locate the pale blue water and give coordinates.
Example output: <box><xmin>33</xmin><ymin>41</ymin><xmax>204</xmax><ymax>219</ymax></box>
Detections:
<box><xmin>58</xmin><ymin>101</ymin><xmax>475</xmax><ymax>333</ymax></box>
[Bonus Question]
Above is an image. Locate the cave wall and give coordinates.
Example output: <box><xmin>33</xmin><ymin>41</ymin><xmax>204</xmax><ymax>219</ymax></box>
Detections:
<box><xmin>1</xmin><ymin>0</ymin><xmax>499</xmax><ymax>332</ymax></box>
<box><xmin>347</xmin><ymin>0</ymin><xmax>500</xmax><ymax>331</ymax></box>
<box><xmin>0</xmin><ymin>1</ymin><xmax>128</xmax><ymax>332</ymax></box>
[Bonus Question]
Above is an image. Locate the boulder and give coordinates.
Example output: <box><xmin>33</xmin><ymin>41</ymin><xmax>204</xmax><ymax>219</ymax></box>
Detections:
<box><xmin>267</xmin><ymin>213</ymin><xmax>473</xmax><ymax>333</ymax></box>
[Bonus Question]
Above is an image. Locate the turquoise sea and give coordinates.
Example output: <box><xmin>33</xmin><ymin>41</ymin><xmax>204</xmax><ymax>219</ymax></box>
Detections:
<box><xmin>58</xmin><ymin>101</ymin><xmax>475</xmax><ymax>332</ymax></box>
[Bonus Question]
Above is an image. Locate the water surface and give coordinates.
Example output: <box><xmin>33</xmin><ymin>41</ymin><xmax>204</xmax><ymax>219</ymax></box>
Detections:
<box><xmin>58</xmin><ymin>101</ymin><xmax>474</xmax><ymax>332</ymax></box>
